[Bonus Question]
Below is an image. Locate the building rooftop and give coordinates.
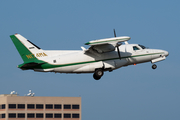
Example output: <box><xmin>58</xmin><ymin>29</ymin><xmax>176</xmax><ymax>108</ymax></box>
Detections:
<box><xmin>0</xmin><ymin>94</ymin><xmax>18</xmax><ymax>97</ymax></box>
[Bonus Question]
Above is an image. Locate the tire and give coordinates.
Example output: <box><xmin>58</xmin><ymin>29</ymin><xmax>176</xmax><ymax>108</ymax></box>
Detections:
<box><xmin>93</xmin><ymin>73</ymin><xmax>101</xmax><ymax>80</ymax></box>
<box><xmin>93</xmin><ymin>69</ymin><xmax>104</xmax><ymax>80</ymax></box>
<box><xmin>95</xmin><ymin>69</ymin><xmax>104</xmax><ymax>77</ymax></box>
<box><xmin>152</xmin><ymin>64</ymin><xmax>157</xmax><ymax>69</ymax></box>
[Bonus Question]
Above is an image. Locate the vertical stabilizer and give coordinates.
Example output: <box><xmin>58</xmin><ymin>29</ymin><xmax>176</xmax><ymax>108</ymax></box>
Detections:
<box><xmin>10</xmin><ymin>34</ymin><xmax>41</xmax><ymax>63</ymax></box>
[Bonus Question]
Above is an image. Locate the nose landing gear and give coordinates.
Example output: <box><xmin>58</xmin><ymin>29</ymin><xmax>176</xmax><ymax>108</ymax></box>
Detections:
<box><xmin>93</xmin><ymin>69</ymin><xmax>104</xmax><ymax>80</ymax></box>
<box><xmin>152</xmin><ymin>64</ymin><xmax>157</xmax><ymax>69</ymax></box>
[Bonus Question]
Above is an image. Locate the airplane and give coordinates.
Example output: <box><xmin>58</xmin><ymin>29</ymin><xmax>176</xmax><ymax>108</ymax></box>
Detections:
<box><xmin>10</xmin><ymin>31</ymin><xmax>169</xmax><ymax>80</ymax></box>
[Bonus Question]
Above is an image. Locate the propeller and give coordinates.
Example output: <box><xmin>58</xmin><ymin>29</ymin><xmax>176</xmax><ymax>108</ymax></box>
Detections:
<box><xmin>114</xmin><ymin>29</ymin><xmax>121</xmax><ymax>60</ymax></box>
<box><xmin>114</xmin><ymin>29</ymin><xmax>117</xmax><ymax>37</ymax></box>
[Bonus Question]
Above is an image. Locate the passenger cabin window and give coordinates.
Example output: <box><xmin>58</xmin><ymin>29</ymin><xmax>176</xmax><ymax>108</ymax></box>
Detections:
<box><xmin>138</xmin><ymin>44</ymin><xmax>146</xmax><ymax>49</ymax></box>
<box><xmin>133</xmin><ymin>46</ymin><xmax>140</xmax><ymax>51</ymax></box>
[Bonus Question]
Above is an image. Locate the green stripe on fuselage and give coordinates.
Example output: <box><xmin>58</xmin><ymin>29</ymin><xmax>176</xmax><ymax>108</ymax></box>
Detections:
<box><xmin>32</xmin><ymin>52</ymin><xmax>163</xmax><ymax>70</ymax></box>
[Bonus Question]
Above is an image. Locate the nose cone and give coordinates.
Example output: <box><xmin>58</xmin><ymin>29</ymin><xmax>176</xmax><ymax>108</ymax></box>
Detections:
<box><xmin>164</xmin><ymin>50</ymin><xmax>169</xmax><ymax>57</ymax></box>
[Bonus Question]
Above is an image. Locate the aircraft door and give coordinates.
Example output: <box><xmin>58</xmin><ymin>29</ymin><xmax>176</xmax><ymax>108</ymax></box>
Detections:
<box><xmin>125</xmin><ymin>45</ymin><xmax>134</xmax><ymax>63</ymax></box>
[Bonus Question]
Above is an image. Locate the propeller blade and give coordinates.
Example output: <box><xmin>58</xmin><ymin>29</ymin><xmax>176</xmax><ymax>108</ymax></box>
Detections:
<box><xmin>117</xmin><ymin>46</ymin><xmax>121</xmax><ymax>60</ymax></box>
<box><xmin>114</xmin><ymin>29</ymin><xmax>121</xmax><ymax>60</ymax></box>
<box><xmin>113</xmin><ymin>29</ymin><xmax>116</xmax><ymax>37</ymax></box>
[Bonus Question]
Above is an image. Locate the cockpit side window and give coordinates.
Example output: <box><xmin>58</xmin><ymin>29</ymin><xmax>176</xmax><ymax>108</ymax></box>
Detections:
<box><xmin>138</xmin><ymin>44</ymin><xmax>146</xmax><ymax>49</ymax></box>
<box><xmin>133</xmin><ymin>46</ymin><xmax>140</xmax><ymax>51</ymax></box>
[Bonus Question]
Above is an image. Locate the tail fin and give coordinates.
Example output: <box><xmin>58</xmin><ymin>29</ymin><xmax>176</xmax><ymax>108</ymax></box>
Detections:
<box><xmin>10</xmin><ymin>34</ymin><xmax>45</xmax><ymax>69</ymax></box>
<box><xmin>10</xmin><ymin>34</ymin><xmax>41</xmax><ymax>62</ymax></box>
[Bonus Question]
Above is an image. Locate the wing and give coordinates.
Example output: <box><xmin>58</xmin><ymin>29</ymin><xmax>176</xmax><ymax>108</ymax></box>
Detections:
<box><xmin>84</xmin><ymin>36</ymin><xmax>131</xmax><ymax>54</ymax></box>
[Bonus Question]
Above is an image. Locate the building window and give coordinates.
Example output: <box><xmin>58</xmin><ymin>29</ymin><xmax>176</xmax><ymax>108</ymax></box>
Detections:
<box><xmin>9</xmin><ymin>113</ymin><xmax>16</xmax><ymax>118</ymax></box>
<box><xmin>9</xmin><ymin>104</ymin><xmax>16</xmax><ymax>109</ymax></box>
<box><xmin>46</xmin><ymin>113</ymin><xmax>53</xmax><ymax>118</ymax></box>
<box><xmin>2</xmin><ymin>104</ymin><xmax>5</xmax><ymax>109</ymax></box>
<box><xmin>72</xmin><ymin>114</ymin><xmax>79</xmax><ymax>118</ymax></box>
<box><xmin>0</xmin><ymin>104</ymin><xmax>5</xmax><ymax>109</ymax></box>
<box><xmin>54</xmin><ymin>104</ymin><xmax>61</xmax><ymax>109</ymax></box>
<box><xmin>27</xmin><ymin>113</ymin><xmax>35</xmax><ymax>118</ymax></box>
<box><xmin>54</xmin><ymin>113</ymin><xmax>61</xmax><ymax>118</ymax></box>
<box><xmin>18</xmin><ymin>104</ymin><xmax>25</xmax><ymax>109</ymax></box>
<box><xmin>27</xmin><ymin>104</ymin><xmax>35</xmax><ymax>109</ymax></box>
<box><xmin>36</xmin><ymin>113</ymin><xmax>43</xmax><ymax>118</ymax></box>
<box><xmin>64</xmin><ymin>104</ymin><xmax>71</xmax><ymax>109</ymax></box>
<box><xmin>46</xmin><ymin>104</ymin><xmax>53</xmax><ymax>109</ymax></box>
<box><xmin>64</xmin><ymin>113</ymin><xmax>71</xmax><ymax>118</ymax></box>
<box><xmin>36</xmin><ymin>104</ymin><xmax>43</xmax><ymax>109</ymax></box>
<box><xmin>72</xmin><ymin>105</ymin><xmax>79</xmax><ymax>109</ymax></box>
<box><xmin>18</xmin><ymin>113</ymin><xmax>25</xmax><ymax>118</ymax></box>
<box><xmin>0</xmin><ymin>114</ymin><xmax>5</xmax><ymax>118</ymax></box>
<box><xmin>2</xmin><ymin>114</ymin><xmax>5</xmax><ymax>118</ymax></box>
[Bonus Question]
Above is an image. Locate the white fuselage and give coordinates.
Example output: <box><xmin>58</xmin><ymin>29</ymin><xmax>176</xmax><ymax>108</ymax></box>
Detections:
<box><xmin>10</xmin><ymin>33</ymin><xmax>169</xmax><ymax>80</ymax></box>
<box><xmin>34</xmin><ymin>44</ymin><xmax>168</xmax><ymax>73</ymax></box>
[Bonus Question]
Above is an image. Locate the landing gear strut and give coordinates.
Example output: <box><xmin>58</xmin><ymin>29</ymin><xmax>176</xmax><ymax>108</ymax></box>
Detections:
<box><xmin>93</xmin><ymin>69</ymin><xmax>104</xmax><ymax>80</ymax></box>
<box><xmin>152</xmin><ymin>64</ymin><xmax>157</xmax><ymax>69</ymax></box>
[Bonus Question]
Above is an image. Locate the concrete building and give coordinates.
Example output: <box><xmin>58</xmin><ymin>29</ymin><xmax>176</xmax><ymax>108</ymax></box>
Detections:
<box><xmin>0</xmin><ymin>94</ymin><xmax>81</xmax><ymax>120</ymax></box>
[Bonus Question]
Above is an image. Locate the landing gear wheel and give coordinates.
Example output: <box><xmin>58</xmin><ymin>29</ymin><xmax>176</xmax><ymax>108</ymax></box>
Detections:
<box><xmin>93</xmin><ymin>69</ymin><xmax>104</xmax><ymax>80</ymax></box>
<box><xmin>152</xmin><ymin>64</ymin><xmax>157</xmax><ymax>69</ymax></box>
<box><xmin>93</xmin><ymin>74</ymin><xmax>101</xmax><ymax>80</ymax></box>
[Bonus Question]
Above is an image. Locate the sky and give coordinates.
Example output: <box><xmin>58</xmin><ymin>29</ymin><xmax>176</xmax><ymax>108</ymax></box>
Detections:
<box><xmin>0</xmin><ymin>0</ymin><xmax>180</xmax><ymax>120</ymax></box>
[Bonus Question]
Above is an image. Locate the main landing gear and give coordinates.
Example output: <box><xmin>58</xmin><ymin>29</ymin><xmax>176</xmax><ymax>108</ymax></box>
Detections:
<box><xmin>93</xmin><ymin>69</ymin><xmax>104</xmax><ymax>80</ymax></box>
<box><xmin>152</xmin><ymin>64</ymin><xmax>157</xmax><ymax>69</ymax></box>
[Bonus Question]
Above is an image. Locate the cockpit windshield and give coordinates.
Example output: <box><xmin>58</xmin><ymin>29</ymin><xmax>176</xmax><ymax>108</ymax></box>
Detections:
<box><xmin>138</xmin><ymin>44</ymin><xmax>146</xmax><ymax>49</ymax></box>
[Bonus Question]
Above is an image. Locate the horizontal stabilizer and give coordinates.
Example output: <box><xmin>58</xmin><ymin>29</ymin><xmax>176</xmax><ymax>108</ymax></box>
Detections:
<box><xmin>18</xmin><ymin>61</ymin><xmax>45</xmax><ymax>70</ymax></box>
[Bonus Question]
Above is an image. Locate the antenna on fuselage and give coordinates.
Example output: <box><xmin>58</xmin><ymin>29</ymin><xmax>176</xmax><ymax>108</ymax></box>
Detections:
<box><xmin>114</xmin><ymin>29</ymin><xmax>121</xmax><ymax>60</ymax></box>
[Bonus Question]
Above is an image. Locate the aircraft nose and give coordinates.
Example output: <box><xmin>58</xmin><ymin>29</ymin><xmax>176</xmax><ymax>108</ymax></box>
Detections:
<box><xmin>164</xmin><ymin>50</ymin><xmax>169</xmax><ymax>57</ymax></box>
